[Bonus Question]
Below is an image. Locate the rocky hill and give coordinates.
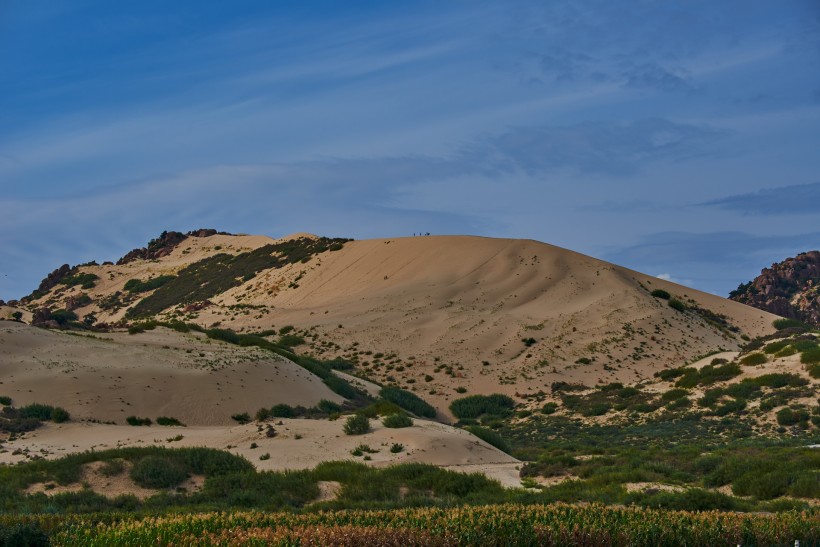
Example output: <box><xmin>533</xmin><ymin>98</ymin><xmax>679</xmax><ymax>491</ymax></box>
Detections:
<box><xmin>730</xmin><ymin>251</ymin><xmax>820</xmax><ymax>327</ymax></box>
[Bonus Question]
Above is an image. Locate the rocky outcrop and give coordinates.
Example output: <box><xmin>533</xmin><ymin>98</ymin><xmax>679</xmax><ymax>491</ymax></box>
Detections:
<box><xmin>23</xmin><ymin>264</ymin><xmax>72</xmax><ymax>301</ymax></box>
<box><xmin>729</xmin><ymin>251</ymin><xmax>820</xmax><ymax>327</ymax></box>
<box><xmin>116</xmin><ymin>229</ymin><xmax>232</xmax><ymax>265</ymax></box>
<box><xmin>117</xmin><ymin>231</ymin><xmax>189</xmax><ymax>265</ymax></box>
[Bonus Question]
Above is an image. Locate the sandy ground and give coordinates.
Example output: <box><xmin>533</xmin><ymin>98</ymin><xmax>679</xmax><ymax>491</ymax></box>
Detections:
<box><xmin>0</xmin><ymin>417</ymin><xmax>523</xmax><ymax>487</ymax></box>
<box><xmin>0</xmin><ymin>322</ymin><xmax>342</xmax><ymax>426</ymax></box>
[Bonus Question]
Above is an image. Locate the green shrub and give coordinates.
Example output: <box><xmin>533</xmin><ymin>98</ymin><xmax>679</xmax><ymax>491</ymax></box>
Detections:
<box><xmin>775</xmin><ymin>346</ymin><xmax>797</xmax><ymax>358</ymax></box>
<box><xmin>130</xmin><ymin>456</ymin><xmax>188</xmax><ymax>489</ymax></box>
<box><xmin>541</xmin><ymin>402</ymin><xmax>558</xmax><ymax>414</ymax></box>
<box><xmin>156</xmin><ymin>416</ymin><xmax>184</xmax><ymax>426</ymax></box>
<box><xmin>0</xmin><ymin>522</ymin><xmax>49</xmax><ymax>547</ymax></box>
<box><xmin>650</xmin><ymin>289</ymin><xmax>671</xmax><ymax>299</ymax></box>
<box><xmin>763</xmin><ymin>340</ymin><xmax>790</xmax><ymax>354</ymax></box>
<box><xmin>773</xmin><ymin>318</ymin><xmax>810</xmax><ymax>331</ymax></box>
<box><xmin>661</xmin><ymin>388</ymin><xmax>688</xmax><ymax>402</ymax></box>
<box><xmin>800</xmin><ymin>347</ymin><xmax>820</xmax><ymax>365</ymax></box>
<box><xmin>317</xmin><ymin>399</ymin><xmax>342</xmax><ymax>414</ymax></box>
<box><xmin>50</xmin><ymin>309</ymin><xmax>78</xmax><ymax>326</ymax></box>
<box><xmin>19</xmin><ymin>403</ymin><xmax>68</xmax><ymax>422</ymax></box>
<box><xmin>776</xmin><ymin>407</ymin><xmax>809</xmax><ymax>426</ymax></box>
<box><xmin>270</xmin><ymin>404</ymin><xmax>296</xmax><ymax>418</ymax></box>
<box><xmin>255</xmin><ymin>408</ymin><xmax>270</xmax><ymax>421</ymax></box>
<box><xmin>807</xmin><ymin>363</ymin><xmax>820</xmax><ymax>379</ymax></box>
<box><xmin>732</xmin><ymin>470</ymin><xmax>792</xmax><ymax>500</ymax></box>
<box><xmin>740</xmin><ymin>353</ymin><xmax>767</xmax><ymax>366</ymax></box>
<box><xmin>343</xmin><ymin>414</ymin><xmax>370</xmax><ymax>435</ymax></box>
<box><xmin>581</xmin><ymin>402</ymin><xmax>611</xmax><ymax>416</ymax></box>
<box><xmin>379</xmin><ymin>387</ymin><xmax>436</xmax><ymax>418</ymax></box>
<box><xmin>668</xmin><ymin>299</ymin><xmax>686</xmax><ymax>312</ymax></box>
<box><xmin>390</xmin><ymin>443</ymin><xmax>404</xmax><ymax>453</ymax></box>
<box><xmin>449</xmin><ymin>394</ymin><xmax>515</xmax><ymax>420</ymax></box>
<box><xmin>382</xmin><ymin>413</ymin><xmax>413</xmax><ymax>428</ymax></box>
<box><xmin>231</xmin><ymin>413</ymin><xmax>251</xmax><ymax>424</ymax></box>
<box><xmin>59</xmin><ymin>272</ymin><xmax>99</xmax><ymax>289</ymax></box>
<box><xmin>465</xmin><ymin>426</ymin><xmax>510</xmax><ymax>453</ymax></box>
<box><xmin>358</xmin><ymin>401</ymin><xmax>404</xmax><ymax>418</ymax></box>
<box><xmin>0</xmin><ymin>396</ymin><xmax>11</xmax><ymax>406</ymax></box>
<box><xmin>743</xmin><ymin>373</ymin><xmax>808</xmax><ymax>389</ymax></box>
<box><xmin>50</xmin><ymin>407</ymin><xmax>70</xmax><ymax>423</ymax></box>
<box><xmin>124</xmin><ymin>275</ymin><xmax>176</xmax><ymax>293</ymax></box>
<box><xmin>125</xmin><ymin>416</ymin><xmax>151</xmax><ymax>426</ymax></box>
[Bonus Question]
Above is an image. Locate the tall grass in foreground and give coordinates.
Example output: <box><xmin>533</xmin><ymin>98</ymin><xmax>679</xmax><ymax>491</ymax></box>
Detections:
<box><xmin>53</xmin><ymin>503</ymin><xmax>819</xmax><ymax>546</ymax></box>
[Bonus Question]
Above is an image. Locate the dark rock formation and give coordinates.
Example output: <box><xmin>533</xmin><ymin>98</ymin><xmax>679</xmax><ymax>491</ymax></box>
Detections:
<box><xmin>117</xmin><ymin>231</ymin><xmax>189</xmax><ymax>265</ymax></box>
<box><xmin>23</xmin><ymin>264</ymin><xmax>72</xmax><ymax>301</ymax></box>
<box><xmin>116</xmin><ymin>229</ymin><xmax>232</xmax><ymax>265</ymax></box>
<box><xmin>729</xmin><ymin>250</ymin><xmax>820</xmax><ymax>327</ymax></box>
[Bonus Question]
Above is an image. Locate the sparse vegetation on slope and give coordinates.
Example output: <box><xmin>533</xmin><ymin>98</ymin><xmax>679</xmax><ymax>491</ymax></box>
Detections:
<box><xmin>126</xmin><ymin>237</ymin><xmax>351</xmax><ymax>318</ymax></box>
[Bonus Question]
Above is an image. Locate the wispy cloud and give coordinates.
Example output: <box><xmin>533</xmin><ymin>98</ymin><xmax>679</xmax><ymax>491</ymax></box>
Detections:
<box><xmin>700</xmin><ymin>182</ymin><xmax>820</xmax><ymax>215</ymax></box>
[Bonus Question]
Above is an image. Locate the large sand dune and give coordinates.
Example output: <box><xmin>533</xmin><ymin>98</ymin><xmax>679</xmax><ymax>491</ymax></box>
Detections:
<box><xmin>19</xmin><ymin>234</ymin><xmax>779</xmax><ymax>414</ymax></box>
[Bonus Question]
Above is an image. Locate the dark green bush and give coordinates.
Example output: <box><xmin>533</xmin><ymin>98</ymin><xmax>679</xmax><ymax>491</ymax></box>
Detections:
<box><xmin>379</xmin><ymin>387</ymin><xmax>436</xmax><ymax>418</ymax></box>
<box><xmin>156</xmin><ymin>416</ymin><xmax>184</xmax><ymax>426</ymax></box>
<box><xmin>732</xmin><ymin>470</ymin><xmax>792</xmax><ymax>500</ymax></box>
<box><xmin>763</xmin><ymin>340</ymin><xmax>790</xmax><ymax>354</ymax></box>
<box><xmin>50</xmin><ymin>309</ymin><xmax>78</xmax><ymax>326</ymax></box>
<box><xmin>343</xmin><ymin>414</ymin><xmax>370</xmax><ymax>435</ymax></box>
<box><xmin>465</xmin><ymin>425</ymin><xmax>510</xmax><ymax>454</ymax></box>
<box><xmin>743</xmin><ymin>373</ymin><xmax>808</xmax><ymax>389</ymax></box>
<box><xmin>382</xmin><ymin>413</ymin><xmax>413</xmax><ymax>428</ymax></box>
<box><xmin>449</xmin><ymin>394</ymin><xmax>515</xmax><ymax>420</ymax></box>
<box><xmin>541</xmin><ymin>402</ymin><xmax>558</xmax><ymax>414</ymax></box>
<box><xmin>18</xmin><ymin>403</ymin><xmax>68</xmax><ymax>423</ymax></box>
<box><xmin>125</xmin><ymin>416</ymin><xmax>151</xmax><ymax>426</ymax></box>
<box><xmin>0</xmin><ymin>523</ymin><xmax>49</xmax><ymax>547</ymax></box>
<box><xmin>124</xmin><ymin>275</ymin><xmax>176</xmax><ymax>293</ymax></box>
<box><xmin>801</xmin><ymin>347</ymin><xmax>820</xmax><ymax>365</ymax></box>
<box><xmin>50</xmin><ymin>407</ymin><xmax>70</xmax><ymax>423</ymax></box>
<box><xmin>773</xmin><ymin>318</ymin><xmax>810</xmax><ymax>331</ymax></box>
<box><xmin>317</xmin><ymin>399</ymin><xmax>342</xmax><ymax>414</ymax></box>
<box><xmin>270</xmin><ymin>404</ymin><xmax>296</xmax><ymax>418</ymax></box>
<box><xmin>776</xmin><ymin>407</ymin><xmax>809</xmax><ymax>426</ymax></box>
<box><xmin>59</xmin><ymin>272</ymin><xmax>99</xmax><ymax>289</ymax></box>
<box><xmin>740</xmin><ymin>353</ymin><xmax>767</xmax><ymax>366</ymax></box>
<box><xmin>130</xmin><ymin>456</ymin><xmax>188</xmax><ymax>489</ymax></box>
<box><xmin>650</xmin><ymin>289</ymin><xmax>671</xmax><ymax>299</ymax></box>
<box><xmin>0</xmin><ymin>396</ymin><xmax>10</xmax><ymax>406</ymax></box>
<box><xmin>661</xmin><ymin>388</ymin><xmax>688</xmax><ymax>402</ymax></box>
<box><xmin>668</xmin><ymin>299</ymin><xmax>686</xmax><ymax>312</ymax></box>
<box><xmin>231</xmin><ymin>413</ymin><xmax>251</xmax><ymax>424</ymax></box>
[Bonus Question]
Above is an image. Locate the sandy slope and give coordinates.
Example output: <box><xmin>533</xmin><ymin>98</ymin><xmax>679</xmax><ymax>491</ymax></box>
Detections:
<box><xmin>0</xmin><ymin>322</ymin><xmax>341</xmax><ymax>426</ymax></box>
<box><xmin>0</xmin><ymin>417</ymin><xmax>523</xmax><ymax>487</ymax></box>
<box><xmin>22</xmin><ymin>233</ymin><xmax>780</xmax><ymax>415</ymax></box>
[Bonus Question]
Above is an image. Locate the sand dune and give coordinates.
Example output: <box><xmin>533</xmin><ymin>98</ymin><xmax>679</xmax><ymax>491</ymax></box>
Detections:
<box><xmin>19</xmin><ymin>233</ymin><xmax>780</xmax><ymax>416</ymax></box>
<box><xmin>0</xmin><ymin>322</ymin><xmax>341</xmax><ymax>426</ymax></box>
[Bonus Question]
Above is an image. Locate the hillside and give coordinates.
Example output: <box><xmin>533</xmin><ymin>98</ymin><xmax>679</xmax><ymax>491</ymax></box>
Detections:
<box><xmin>730</xmin><ymin>250</ymin><xmax>820</xmax><ymax>327</ymax></box>
<box><xmin>8</xmin><ymin>232</ymin><xmax>779</xmax><ymax>415</ymax></box>
<box><xmin>2</xmin><ymin>231</ymin><xmax>818</xmax><ymax>512</ymax></box>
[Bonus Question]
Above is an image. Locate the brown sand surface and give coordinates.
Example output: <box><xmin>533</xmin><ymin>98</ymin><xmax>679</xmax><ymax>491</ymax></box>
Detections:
<box><xmin>0</xmin><ymin>321</ymin><xmax>342</xmax><ymax>426</ymax></box>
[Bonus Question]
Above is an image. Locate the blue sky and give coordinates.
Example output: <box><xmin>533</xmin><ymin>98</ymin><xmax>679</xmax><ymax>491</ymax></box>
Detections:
<box><xmin>1</xmin><ymin>1</ymin><xmax>819</xmax><ymax>299</ymax></box>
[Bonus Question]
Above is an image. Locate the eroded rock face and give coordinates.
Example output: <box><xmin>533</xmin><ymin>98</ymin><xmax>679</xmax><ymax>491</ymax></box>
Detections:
<box><xmin>730</xmin><ymin>250</ymin><xmax>820</xmax><ymax>326</ymax></box>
